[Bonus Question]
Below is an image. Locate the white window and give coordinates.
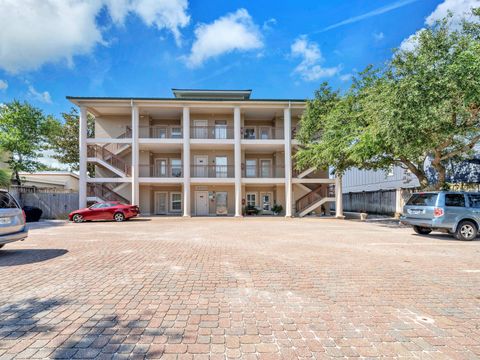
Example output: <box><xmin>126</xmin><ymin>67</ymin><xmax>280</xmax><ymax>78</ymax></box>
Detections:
<box><xmin>215</xmin><ymin>156</ymin><xmax>228</xmax><ymax>178</ymax></box>
<box><xmin>171</xmin><ymin>159</ymin><xmax>182</xmax><ymax>177</ymax></box>
<box><xmin>170</xmin><ymin>192</ymin><xmax>182</xmax><ymax>212</ymax></box>
<box><xmin>170</xmin><ymin>127</ymin><xmax>182</xmax><ymax>139</ymax></box>
<box><xmin>245</xmin><ymin>159</ymin><xmax>257</xmax><ymax>177</ymax></box>
<box><xmin>246</xmin><ymin>193</ymin><xmax>257</xmax><ymax>207</ymax></box>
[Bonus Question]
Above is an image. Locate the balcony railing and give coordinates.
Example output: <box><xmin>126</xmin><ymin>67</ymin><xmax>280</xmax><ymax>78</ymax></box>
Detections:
<box><xmin>190</xmin><ymin>126</ymin><xmax>234</xmax><ymax>139</ymax></box>
<box><xmin>87</xmin><ymin>145</ymin><xmax>131</xmax><ymax>176</ymax></box>
<box><xmin>243</xmin><ymin>165</ymin><xmax>285</xmax><ymax>178</ymax></box>
<box><xmin>191</xmin><ymin>165</ymin><xmax>234</xmax><ymax>178</ymax></box>
<box><xmin>89</xmin><ymin>125</ymin><xmax>131</xmax><ymax>139</ymax></box>
<box><xmin>139</xmin><ymin>164</ymin><xmax>183</xmax><ymax>178</ymax></box>
<box><xmin>242</xmin><ymin>126</ymin><xmax>284</xmax><ymax>140</ymax></box>
<box><xmin>139</xmin><ymin>126</ymin><xmax>182</xmax><ymax>139</ymax></box>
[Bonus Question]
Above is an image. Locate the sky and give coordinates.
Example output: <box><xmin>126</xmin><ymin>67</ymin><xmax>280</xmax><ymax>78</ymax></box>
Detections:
<box><xmin>0</xmin><ymin>0</ymin><xmax>479</xmax><ymax>120</ymax></box>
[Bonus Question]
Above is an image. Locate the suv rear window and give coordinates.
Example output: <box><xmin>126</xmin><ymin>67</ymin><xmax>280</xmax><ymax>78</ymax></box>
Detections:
<box><xmin>0</xmin><ymin>192</ymin><xmax>19</xmax><ymax>209</ymax></box>
<box><xmin>407</xmin><ymin>193</ymin><xmax>438</xmax><ymax>206</ymax></box>
<box><xmin>445</xmin><ymin>194</ymin><xmax>465</xmax><ymax>207</ymax></box>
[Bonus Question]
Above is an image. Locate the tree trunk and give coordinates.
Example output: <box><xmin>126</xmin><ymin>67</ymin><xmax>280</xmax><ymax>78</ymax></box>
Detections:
<box><xmin>400</xmin><ymin>159</ymin><xmax>430</xmax><ymax>189</ymax></box>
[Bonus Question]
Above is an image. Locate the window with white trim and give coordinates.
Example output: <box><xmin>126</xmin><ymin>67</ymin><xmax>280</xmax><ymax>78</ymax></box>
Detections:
<box><xmin>170</xmin><ymin>192</ymin><xmax>182</xmax><ymax>212</ymax></box>
<box><xmin>246</xmin><ymin>193</ymin><xmax>256</xmax><ymax>207</ymax></box>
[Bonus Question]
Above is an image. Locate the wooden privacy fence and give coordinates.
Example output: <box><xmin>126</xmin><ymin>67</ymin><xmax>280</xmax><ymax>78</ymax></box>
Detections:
<box><xmin>343</xmin><ymin>189</ymin><xmax>400</xmax><ymax>215</ymax></box>
<box><xmin>9</xmin><ymin>186</ymin><xmax>79</xmax><ymax>219</ymax></box>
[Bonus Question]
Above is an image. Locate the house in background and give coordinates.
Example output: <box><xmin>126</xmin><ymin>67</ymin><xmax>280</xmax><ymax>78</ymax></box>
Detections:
<box><xmin>18</xmin><ymin>172</ymin><xmax>79</xmax><ymax>191</ymax></box>
<box><xmin>67</xmin><ymin>89</ymin><xmax>344</xmax><ymax>217</ymax></box>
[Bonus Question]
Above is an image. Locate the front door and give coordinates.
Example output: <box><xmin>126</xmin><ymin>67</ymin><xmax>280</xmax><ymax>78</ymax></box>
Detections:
<box><xmin>216</xmin><ymin>192</ymin><xmax>228</xmax><ymax>215</ymax></box>
<box><xmin>154</xmin><ymin>192</ymin><xmax>168</xmax><ymax>215</ymax></box>
<box><xmin>193</xmin><ymin>120</ymin><xmax>208</xmax><ymax>138</ymax></box>
<box><xmin>195</xmin><ymin>191</ymin><xmax>209</xmax><ymax>216</ymax></box>
<box><xmin>215</xmin><ymin>121</ymin><xmax>227</xmax><ymax>139</ymax></box>
<box><xmin>261</xmin><ymin>193</ymin><xmax>272</xmax><ymax>211</ymax></box>
<box><xmin>194</xmin><ymin>155</ymin><xmax>208</xmax><ymax>177</ymax></box>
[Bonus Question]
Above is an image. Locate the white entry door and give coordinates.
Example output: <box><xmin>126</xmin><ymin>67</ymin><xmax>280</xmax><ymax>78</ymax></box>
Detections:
<box><xmin>195</xmin><ymin>191</ymin><xmax>209</xmax><ymax>216</ymax></box>
<box><xmin>154</xmin><ymin>192</ymin><xmax>168</xmax><ymax>215</ymax></box>
<box><xmin>194</xmin><ymin>155</ymin><xmax>208</xmax><ymax>177</ymax></box>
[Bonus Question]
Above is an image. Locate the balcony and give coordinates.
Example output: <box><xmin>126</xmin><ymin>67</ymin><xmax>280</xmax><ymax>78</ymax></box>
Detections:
<box><xmin>191</xmin><ymin>165</ymin><xmax>234</xmax><ymax>178</ymax></box>
<box><xmin>139</xmin><ymin>125</ymin><xmax>182</xmax><ymax>139</ymax></box>
<box><xmin>243</xmin><ymin>165</ymin><xmax>285</xmax><ymax>178</ymax></box>
<box><xmin>139</xmin><ymin>164</ymin><xmax>183</xmax><ymax>178</ymax></box>
<box><xmin>191</xmin><ymin>126</ymin><xmax>234</xmax><ymax>139</ymax></box>
<box><xmin>242</xmin><ymin>126</ymin><xmax>284</xmax><ymax>140</ymax></box>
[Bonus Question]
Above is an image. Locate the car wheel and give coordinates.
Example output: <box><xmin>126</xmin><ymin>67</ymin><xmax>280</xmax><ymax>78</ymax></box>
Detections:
<box><xmin>72</xmin><ymin>214</ymin><xmax>84</xmax><ymax>223</ymax></box>
<box><xmin>413</xmin><ymin>225</ymin><xmax>432</xmax><ymax>235</ymax></box>
<box><xmin>455</xmin><ymin>221</ymin><xmax>477</xmax><ymax>241</ymax></box>
<box><xmin>114</xmin><ymin>212</ymin><xmax>125</xmax><ymax>222</ymax></box>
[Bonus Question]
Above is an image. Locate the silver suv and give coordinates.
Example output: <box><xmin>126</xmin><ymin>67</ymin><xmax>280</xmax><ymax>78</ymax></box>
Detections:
<box><xmin>0</xmin><ymin>190</ymin><xmax>28</xmax><ymax>248</ymax></box>
<box><xmin>400</xmin><ymin>191</ymin><xmax>480</xmax><ymax>241</ymax></box>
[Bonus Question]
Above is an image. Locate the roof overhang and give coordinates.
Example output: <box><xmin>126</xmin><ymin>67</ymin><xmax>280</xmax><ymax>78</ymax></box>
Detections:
<box><xmin>172</xmin><ymin>88</ymin><xmax>252</xmax><ymax>100</ymax></box>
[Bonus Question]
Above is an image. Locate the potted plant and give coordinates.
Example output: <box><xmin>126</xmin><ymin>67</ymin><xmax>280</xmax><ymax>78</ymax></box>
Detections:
<box><xmin>272</xmin><ymin>204</ymin><xmax>283</xmax><ymax>216</ymax></box>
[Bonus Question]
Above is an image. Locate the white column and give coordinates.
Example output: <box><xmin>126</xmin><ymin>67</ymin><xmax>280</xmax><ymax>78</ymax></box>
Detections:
<box><xmin>131</xmin><ymin>104</ymin><xmax>139</xmax><ymax>205</ymax></box>
<box><xmin>284</xmin><ymin>107</ymin><xmax>292</xmax><ymax>217</ymax></box>
<box><xmin>78</xmin><ymin>106</ymin><xmax>88</xmax><ymax>209</ymax></box>
<box><xmin>335</xmin><ymin>175</ymin><xmax>344</xmax><ymax>218</ymax></box>
<box><xmin>183</xmin><ymin>107</ymin><xmax>191</xmax><ymax>217</ymax></box>
<box><xmin>234</xmin><ymin>106</ymin><xmax>242</xmax><ymax>217</ymax></box>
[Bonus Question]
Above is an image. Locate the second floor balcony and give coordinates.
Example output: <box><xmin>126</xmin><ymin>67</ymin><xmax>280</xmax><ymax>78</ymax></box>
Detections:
<box><xmin>139</xmin><ymin>164</ymin><xmax>183</xmax><ymax>178</ymax></box>
<box><xmin>139</xmin><ymin>125</ymin><xmax>182</xmax><ymax>139</ymax></box>
<box><xmin>242</xmin><ymin>126</ymin><xmax>284</xmax><ymax>140</ymax></box>
<box><xmin>190</xmin><ymin>126</ymin><xmax>234</xmax><ymax>140</ymax></box>
<box><xmin>191</xmin><ymin>165</ymin><xmax>235</xmax><ymax>178</ymax></box>
<box><xmin>243</xmin><ymin>165</ymin><xmax>285</xmax><ymax>178</ymax></box>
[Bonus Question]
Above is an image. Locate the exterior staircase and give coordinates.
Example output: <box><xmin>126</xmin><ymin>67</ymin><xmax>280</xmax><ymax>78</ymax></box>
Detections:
<box><xmin>87</xmin><ymin>183</ymin><xmax>130</xmax><ymax>204</ymax></box>
<box><xmin>296</xmin><ymin>184</ymin><xmax>335</xmax><ymax>217</ymax></box>
<box><xmin>87</xmin><ymin>144</ymin><xmax>131</xmax><ymax>177</ymax></box>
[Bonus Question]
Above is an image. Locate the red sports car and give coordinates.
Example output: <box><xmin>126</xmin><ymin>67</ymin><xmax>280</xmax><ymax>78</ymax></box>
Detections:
<box><xmin>69</xmin><ymin>202</ymin><xmax>139</xmax><ymax>223</ymax></box>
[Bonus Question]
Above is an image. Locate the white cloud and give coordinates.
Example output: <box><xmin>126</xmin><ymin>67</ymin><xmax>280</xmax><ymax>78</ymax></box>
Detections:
<box><xmin>340</xmin><ymin>73</ymin><xmax>353</xmax><ymax>82</ymax></box>
<box><xmin>186</xmin><ymin>8</ymin><xmax>263</xmax><ymax>68</ymax></box>
<box><xmin>400</xmin><ymin>0</ymin><xmax>480</xmax><ymax>51</ymax></box>
<box><xmin>262</xmin><ymin>18</ymin><xmax>277</xmax><ymax>31</ymax></box>
<box><xmin>290</xmin><ymin>35</ymin><xmax>340</xmax><ymax>82</ymax></box>
<box><xmin>0</xmin><ymin>0</ymin><xmax>190</xmax><ymax>73</ymax></box>
<box><xmin>27</xmin><ymin>85</ymin><xmax>52</xmax><ymax>104</ymax></box>
<box><xmin>0</xmin><ymin>80</ymin><xmax>7</xmax><ymax>91</ymax></box>
<box><xmin>373</xmin><ymin>32</ymin><xmax>385</xmax><ymax>41</ymax></box>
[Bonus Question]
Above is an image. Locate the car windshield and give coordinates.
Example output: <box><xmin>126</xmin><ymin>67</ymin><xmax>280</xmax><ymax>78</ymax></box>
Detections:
<box><xmin>407</xmin><ymin>193</ymin><xmax>438</xmax><ymax>206</ymax></box>
<box><xmin>0</xmin><ymin>192</ymin><xmax>19</xmax><ymax>209</ymax></box>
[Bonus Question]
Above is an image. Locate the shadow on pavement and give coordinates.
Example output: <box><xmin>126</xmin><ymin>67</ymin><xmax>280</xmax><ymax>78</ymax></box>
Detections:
<box><xmin>0</xmin><ymin>249</ymin><xmax>68</xmax><ymax>266</ymax></box>
<box><xmin>0</xmin><ymin>298</ymin><xmax>65</xmax><ymax>340</ymax></box>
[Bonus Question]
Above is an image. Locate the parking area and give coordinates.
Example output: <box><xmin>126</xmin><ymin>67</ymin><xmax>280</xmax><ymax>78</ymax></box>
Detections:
<box><xmin>0</xmin><ymin>217</ymin><xmax>479</xmax><ymax>359</ymax></box>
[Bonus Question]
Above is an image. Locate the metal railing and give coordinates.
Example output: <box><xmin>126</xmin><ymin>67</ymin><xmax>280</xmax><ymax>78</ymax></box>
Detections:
<box><xmin>87</xmin><ymin>145</ymin><xmax>131</xmax><ymax>176</ymax></box>
<box><xmin>242</xmin><ymin>126</ymin><xmax>284</xmax><ymax>140</ymax></box>
<box><xmin>139</xmin><ymin>126</ymin><xmax>183</xmax><ymax>139</ymax></box>
<box><xmin>191</xmin><ymin>165</ymin><xmax>235</xmax><ymax>178</ymax></box>
<box><xmin>190</xmin><ymin>126</ymin><xmax>234</xmax><ymax>139</ymax></box>
<box><xmin>139</xmin><ymin>164</ymin><xmax>183</xmax><ymax>178</ymax></box>
<box><xmin>87</xmin><ymin>183</ymin><xmax>129</xmax><ymax>204</ymax></box>
<box><xmin>89</xmin><ymin>125</ymin><xmax>131</xmax><ymax>139</ymax></box>
<box><xmin>243</xmin><ymin>165</ymin><xmax>285</xmax><ymax>178</ymax></box>
<box><xmin>295</xmin><ymin>184</ymin><xmax>335</xmax><ymax>213</ymax></box>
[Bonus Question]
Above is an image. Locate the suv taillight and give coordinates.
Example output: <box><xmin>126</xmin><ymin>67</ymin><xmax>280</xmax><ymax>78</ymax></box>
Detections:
<box><xmin>22</xmin><ymin>210</ymin><xmax>26</xmax><ymax>222</ymax></box>
<box><xmin>434</xmin><ymin>207</ymin><xmax>444</xmax><ymax>217</ymax></box>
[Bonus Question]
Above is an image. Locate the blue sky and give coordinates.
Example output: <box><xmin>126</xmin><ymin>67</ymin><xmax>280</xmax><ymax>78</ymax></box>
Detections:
<box><xmin>0</xmin><ymin>0</ymin><xmax>474</xmax><ymax>119</ymax></box>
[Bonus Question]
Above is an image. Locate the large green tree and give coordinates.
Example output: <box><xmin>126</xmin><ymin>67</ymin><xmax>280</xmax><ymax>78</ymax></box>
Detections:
<box><xmin>296</xmin><ymin>9</ymin><xmax>480</xmax><ymax>190</ymax></box>
<box><xmin>46</xmin><ymin>107</ymin><xmax>94</xmax><ymax>171</ymax></box>
<box><xmin>0</xmin><ymin>101</ymin><xmax>59</xmax><ymax>184</ymax></box>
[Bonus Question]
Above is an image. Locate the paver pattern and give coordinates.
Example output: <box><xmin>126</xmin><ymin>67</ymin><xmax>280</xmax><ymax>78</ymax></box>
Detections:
<box><xmin>0</xmin><ymin>217</ymin><xmax>479</xmax><ymax>359</ymax></box>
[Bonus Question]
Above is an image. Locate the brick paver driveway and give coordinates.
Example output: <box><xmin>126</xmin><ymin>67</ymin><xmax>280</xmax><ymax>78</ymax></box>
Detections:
<box><xmin>0</xmin><ymin>218</ymin><xmax>479</xmax><ymax>359</ymax></box>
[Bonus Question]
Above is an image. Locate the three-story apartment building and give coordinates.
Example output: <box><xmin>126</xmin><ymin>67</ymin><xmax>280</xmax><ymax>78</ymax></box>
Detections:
<box><xmin>67</xmin><ymin>89</ymin><xmax>344</xmax><ymax>217</ymax></box>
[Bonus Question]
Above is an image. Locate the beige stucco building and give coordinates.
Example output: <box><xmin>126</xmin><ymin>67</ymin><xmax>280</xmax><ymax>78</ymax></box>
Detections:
<box><xmin>68</xmin><ymin>89</ymin><xmax>343</xmax><ymax>217</ymax></box>
<box><xmin>18</xmin><ymin>172</ymin><xmax>79</xmax><ymax>191</ymax></box>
